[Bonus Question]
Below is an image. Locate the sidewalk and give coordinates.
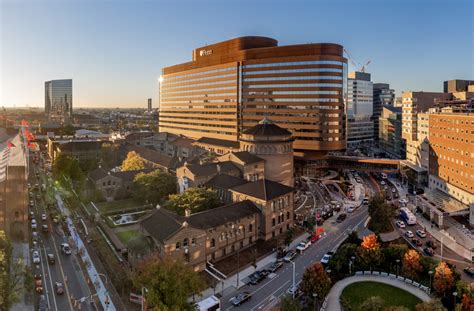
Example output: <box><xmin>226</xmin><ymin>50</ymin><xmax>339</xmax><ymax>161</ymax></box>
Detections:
<box><xmin>390</xmin><ymin>178</ymin><xmax>473</xmax><ymax>262</ymax></box>
<box><xmin>11</xmin><ymin>242</ymin><xmax>34</xmax><ymax>311</ymax></box>
<box><xmin>325</xmin><ymin>274</ymin><xmax>431</xmax><ymax>311</ymax></box>
<box><xmin>199</xmin><ymin>232</ymin><xmax>311</xmax><ymax>299</ymax></box>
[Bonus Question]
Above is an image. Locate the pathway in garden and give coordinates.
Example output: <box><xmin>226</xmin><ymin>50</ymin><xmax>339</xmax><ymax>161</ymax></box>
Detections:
<box><xmin>325</xmin><ymin>274</ymin><xmax>431</xmax><ymax>311</ymax></box>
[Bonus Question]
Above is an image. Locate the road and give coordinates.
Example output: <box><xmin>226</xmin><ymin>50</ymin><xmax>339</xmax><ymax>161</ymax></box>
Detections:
<box><xmin>221</xmin><ymin>203</ymin><xmax>370</xmax><ymax>310</ymax></box>
<box><xmin>29</xmin><ymin>155</ymin><xmax>95</xmax><ymax>311</ymax></box>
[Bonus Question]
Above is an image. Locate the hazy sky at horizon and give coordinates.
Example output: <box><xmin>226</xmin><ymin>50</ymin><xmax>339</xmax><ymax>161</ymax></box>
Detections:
<box><xmin>1</xmin><ymin>0</ymin><xmax>473</xmax><ymax>108</ymax></box>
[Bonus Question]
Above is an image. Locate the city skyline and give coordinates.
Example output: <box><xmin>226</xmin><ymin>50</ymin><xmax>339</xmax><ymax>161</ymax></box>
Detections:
<box><xmin>1</xmin><ymin>0</ymin><xmax>473</xmax><ymax>108</ymax></box>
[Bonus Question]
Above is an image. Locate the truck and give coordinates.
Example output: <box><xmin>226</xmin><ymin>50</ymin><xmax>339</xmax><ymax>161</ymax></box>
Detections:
<box><xmin>196</xmin><ymin>295</ymin><xmax>220</xmax><ymax>311</ymax></box>
<box><xmin>400</xmin><ymin>207</ymin><xmax>417</xmax><ymax>225</ymax></box>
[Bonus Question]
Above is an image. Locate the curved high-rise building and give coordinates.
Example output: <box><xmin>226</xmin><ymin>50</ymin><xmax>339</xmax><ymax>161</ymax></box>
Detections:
<box><xmin>159</xmin><ymin>36</ymin><xmax>347</xmax><ymax>157</ymax></box>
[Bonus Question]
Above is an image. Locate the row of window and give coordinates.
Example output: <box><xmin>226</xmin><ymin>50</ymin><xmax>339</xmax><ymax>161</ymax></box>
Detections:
<box><xmin>162</xmin><ymin>79</ymin><xmax>236</xmax><ymax>90</ymax></box>
<box><xmin>164</xmin><ymin>66</ymin><xmax>237</xmax><ymax>82</ymax></box>
<box><xmin>243</xmin><ymin>90</ymin><xmax>339</xmax><ymax>95</ymax></box>
<box><xmin>161</xmin><ymin>99</ymin><xmax>237</xmax><ymax>104</ymax></box>
<box><xmin>297</xmin><ymin>136</ymin><xmax>341</xmax><ymax>141</ymax></box>
<box><xmin>160</xmin><ymin>105</ymin><xmax>236</xmax><ymax>109</ymax></box>
<box><xmin>272</xmin><ymin>211</ymin><xmax>291</xmax><ymax>226</ymax></box>
<box><xmin>244</xmin><ymin>68</ymin><xmax>343</xmax><ymax>75</ymax></box>
<box><xmin>244</xmin><ymin>76</ymin><xmax>344</xmax><ymax>83</ymax></box>
<box><xmin>242</xmin><ymin>111</ymin><xmax>341</xmax><ymax>119</ymax></box>
<box><xmin>243</xmin><ymin>97</ymin><xmax>339</xmax><ymax>102</ymax></box>
<box><xmin>160</xmin><ymin>116</ymin><xmax>235</xmax><ymax>122</ymax></box>
<box><xmin>160</xmin><ymin>110</ymin><xmax>235</xmax><ymax>115</ymax></box>
<box><xmin>160</xmin><ymin>124</ymin><xmax>234</xmax><ymax>136</ymax></box>
<box><xmin>162</xmin><ymin>73</ymin><xmax>236</xmax><ymax>86</ymax></box>
<box><xmin>163</xmin><ymin>85</ymin><xmax>236</xmax><ymax>94</ymax></box>
<box><xmin>162</xmin><ymin>92</ymin><xmax>237</xmax><ymax>99</ymax></box>
<box><xmin>243</xmin><ymin>83</ymin><xmax>342</xmax><ymax>88</ymax></box>
<box><xmin>243</xmin><ymin>104</ymin><xmax>342</xmax><ymax>110</ymax></box>
<box><xmin>243</xmin><ymin>60</ymin><xmax>344</xmax><ymax>68</ymax></box>
<box><xmin>160</xmin><ymin>120</ymin><xmax>235</xmax><ymax>129</ymax></box>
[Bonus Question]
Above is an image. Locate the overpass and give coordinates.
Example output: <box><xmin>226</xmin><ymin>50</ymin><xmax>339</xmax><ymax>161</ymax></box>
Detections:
<box><xmin>295</xmin><ymin>154</ymin><xmax>400</xmax><ymax>176</ymax></box>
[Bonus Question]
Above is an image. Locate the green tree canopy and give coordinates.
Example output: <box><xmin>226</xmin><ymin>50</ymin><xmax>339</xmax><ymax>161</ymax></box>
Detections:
<box><xmin>100</xmin><ymin>143</ymin><xmax>120</xmax><ymax>169</ymax></box>
<box><xmin>121</xmin><ymin>151</ymin><xmax>146</xmax><ymax>171</ymax></box>
<box><xmin>359</xmin><ymin>296</ymin><xmax>384</xmax><ymax>311</ymax></box>
<box><xmin>328</xmin><ymin>242</ymin><xmax>358</xmax><ymax>275</ymax></box>
<box><xmin>415</xmin><ymin>299</ymin><xmax>446</xmax><ymax>311</ymax></box>
<box><xmin>280</xmin><ymin>295</ymin><xmax>302</xmax><ymax>311</ymax></box>
<box><xmin>166</xmin><ymin>187</ymin><xmax>220</xmax><ymax>216</ymax></box>
<box><xmin>133</xmin><ymin>256</ymin><xmax>205</xmax><ymax>311</ymax></box>
<box><xmin>300</xmin><ymin>262</ymin><xmax>331</xmax><ymax>298</ymax></box>
<box><xmin>367</xmin><ymin>195</ymin><xmax>396</xmax><ymax>233</ymax></box>
<box><xmin>52</xmin><ymin>154</ymin><xmax>85</xmax><ymax>187</ymax></box>
<box><xmin>132</xmin><ymin>170</ymin><xmax>176</xmax><ymax>205</ymax></box>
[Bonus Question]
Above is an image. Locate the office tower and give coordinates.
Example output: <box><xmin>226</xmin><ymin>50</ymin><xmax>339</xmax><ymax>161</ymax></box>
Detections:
<box><xmin>373</xmin><ymin>83</ymin><xmax>395</xmax><ymax>140</ymax></box>
<box><xmin>347</xmin><ymin>71</ymin><xmax>373</xmax><ymax>149</ymax></box>
<box><xmin>443</xmin><ymin>79</ymin><xmax>474</xmax><ymax>93</ymax></box>
<box><xmin>378</xmin><ymin>105</ymin><xmax>404</xmax><ymax>158</ymax></box>
<box><xmin>148</xmin><ymin>98</ymin><xmax>152</xmax><ymax>111</ymax></box>
<box><xmin>159</xmin><ymin>36</ymin><xmax>347</xmax><ymax>157</ymax></box>
<box><xmin>45</xmin><ymin>79</ymin><xmax>73</xmax><ymax>121</ymax></box>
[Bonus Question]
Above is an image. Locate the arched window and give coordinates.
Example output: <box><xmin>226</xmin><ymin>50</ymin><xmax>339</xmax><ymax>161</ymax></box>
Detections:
<box><xmin>183</xmin><ymin>238</ymin><xmax>188</xmax><ymax>248</ymax></box>
<box><xmin>175</xmin><ymin>242</ymin><xmax>181</xmax><ymax>250</ymax></box>
<box><xmin>191</xmin><ymin>238</ymin><xmax>196</xmax><ymax>246</ymax></box>
<box><xmin>210</xmin><ymin>238</ymin><xmax>216</xmax><ymax>248</ymax></box>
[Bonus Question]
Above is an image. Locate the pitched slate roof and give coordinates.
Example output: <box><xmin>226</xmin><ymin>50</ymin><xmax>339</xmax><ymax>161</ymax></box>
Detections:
<box><xmin>231</xmin><ymin>151</ymin><xmax>263</xmax><ymax>164</ymax></box>
<box><xmin>57</xmin><ymin>140</ymin><xmax>103</xmax><ymax>152</ymax></box>
<box><xmin>141</xmin><ymin>208</ymin><xmax>184</xmax><ymax>242</ymax></box>
<box><xmin>230</xmin><ymin>179</ymin><xmax>295</xmax><ymax>201</ymax></box>
<box><xmin>170</xmin><ymin>136</ymin><xmax>195</xmax><ymax>148</ymax></box>
<box><xmin>242</xmin><ymin>118</ymin><xmax>292</xmax><ymax>136</ymax></box>
<box><xmin>88</xmin><ymin>167</ymin><xmax>108</xmax><ymax>181</ymax></box>
<box><xmin>195</xmin><ymin>137</ymin><xmax>240</xmax><ymax>149</ymax></box>
<box><xmin>206</xmin><ymin>174</ymin><xmax>248</xmax><ymax>190</ymax></box>
<box><xmin>112</xmin><ymin>169</ymin><xmax>151</xmax><ymax>182</ymax></box>
<box><xmin>123</xmin><ymin>144</ymin><xmax>180</xmax><ymax>170</ymax></box>
<box><xmin>185</xmin><ymin>161</ymin><xmax>239</xmax><ymax>177</ymax></box>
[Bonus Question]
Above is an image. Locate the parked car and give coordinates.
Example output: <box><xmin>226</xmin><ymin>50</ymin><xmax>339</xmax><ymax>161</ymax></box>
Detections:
<box><xmin>426</xmin><ymin>240</ymin><xmax>437</xmax><ymax>249</ymax></box>
<box><xmin>31</xmin><ymin>219</ymin><xmax>37</xmax><ymax>229</ymax></box>
<box><xmin>310</xmin><ymin>234</ymin><xmax>320</xmax><ymax>243</ymax></box>
<box><xmin>286</xmin><ymin>284</ymin><xmax>301</xmax><ymax>296</ymax></box>
<box><xmin>42</xmin><ymin>224</ymin><xmax>49</xmax><ymax>233</ymax></box>
<box><xmin>39</xmin><ymin>295</ymin><xmax>47</xmax><ymax>311</ymax></box>
<box><xmin>321</xmin><ymin>252</ymin><xmax>334</xmax><ymax>265</ymax></box>
<box><xmin>230</xmin><ymin>292</ymin><xmax>251</xmax><ymax>306</ymax></box>
<box><xmin>284</xmin><ymin>250</ymin><xmax>297</xmax><ymax>262</ymax></box>
<box><xmin>296</xmin><ymin>241</ymin><xmax>311</xmax><ymax>252</ymax></box>
<box><xmin>423</xmin><ymin>247</ymin><xmax>435</xmax><ymax>256</ymax></box>
<box><xmin>336</xmin><ymin>213</ymin><xmax>347</xmax><ymax>223</ymax></box>
<box><xmin>32</xmin><ymin>231</ymin><xmax>39</xmax><ymax>241</ymax></box>
<box><xmin>32</xmin><ymin>250</ymin><xmax>41</xmax><ymax>264</ymax></box>
<box><xmin>362</xmin><ymin>198</ymin><xmax>369</xmax><ymax>205</ymax></box>
<box><xmin>47</xmin><ymin>253</ymin><xmax>55</xmax><ymax>264</ymax></box>
<box><xmin>61</xmin><ymin>243</ymin><xmax>71</xmax><ymax>255</ymax></box>
<box><xmin>55</xmin><ymin>282</ymin><xmax>64</xmax><ymax>295</ymax></box>
<box><xmin>381</xmin><ymin>181</ymin><xmax>386</xmax><ymax>185</ymax></box>
<box><xmin>266</xmin><ymin>261</ymin><xmax>283</xmax><ymax>273</ymax></box>
<box><xmin>463</xmin><ymin>267</ymin><xmax>474</xmax><ymax>277</ymax></box>
<box><xmin>412</xmin><ymin>238</ymin><xmax>422</xmax><ymax>247</ymax></box>
<box><xmin>29</xmin><ymin>211</ymin><xmax>34</xmax><ymax>220</ymax></box>
<box><xmin>34</xmin><ymin>274</ymin><xmax>43</xmax><ymax>294</ymax></box>
<box><xmin>248</xmin><ymin>271</ymin><xmax>265</xmax><ymax>285</ymax></box>
<box><xmin>41</xmin><ymin>214</ymin><xmax>47</xmax><ymax>221</ymax></box>
<box><xmin>399</xmin><ymin>199</ymin><xmax>408</xmax><ymax>205</ymax></box>
<box><xmin>347</xmin><ymin>206</ymin><xmax>355</xmax><ymax>213</ymax></box>
<box><xmin>405</xmin><ymin>230</ymin><xmax>414</xmax><ymax>238</ymax></box>
<box><xmin>396</xmin><ymin>220</ymin><xmax>406</xmax><ymax>228</ymax></box>
<box><xmin>416</xmin><ymin>230</ymin><xmax>426</xmax><ymax>238</ymax></box>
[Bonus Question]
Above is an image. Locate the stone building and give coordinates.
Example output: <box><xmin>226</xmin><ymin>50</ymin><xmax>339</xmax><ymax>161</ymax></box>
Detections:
<box><xmin>47</xmin><ymin>137</ymin><xmax>104</xmax><ymax>164</ymax></box>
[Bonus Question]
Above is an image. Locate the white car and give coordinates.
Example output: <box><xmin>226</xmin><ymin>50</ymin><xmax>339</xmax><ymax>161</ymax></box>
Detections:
<box><xmin>32</xmin><ymin>251</ymin><xmax>41</xmax><ymax>264</ymax></box>
<box><xmin>405</xmin><ymin>230</ymin><xmax>414</xmax><ymax>238</ymax></box>
<box><xmin>286</xmin><ymin>284</ymin><xmax>300</xmax><ymax>296</ymax></box>
<box><xmin>41</xmin><ymin>214</ymin><xmax>47</xmax><ymax>221</ymax></box>
<box><xmin>296</xmin><ymin>241</ymin><xmax>311</xmax><ymax>252</ymax></box>
<box><xmin>321</xmin><ymin>252</ymin><xmax>334</xmax><ymax>265</ymax></box>
<box><xmin>396</xmin><ymin>220</ymin><xmax>406</xmax><ymax>228</ymax></box>
<box><xmin>61</xmin><ymin>243</ymin><xmax>72</xmax><ymax>255</ymax></box>
<box><xmin>381</xmin><ymin>181</ymin><xmax>386</xmax><ymax>185</ymax></box>
<box><xmin>347</xmin><ymin>206</ymin><xmax>355</xmax><ymax>213</ymax></box>
<box><xmin>416</xmin><ymin>230</ymin><xmax>427</xmax><ymax>238</ymax></box>
<box><xmin>399</xmin><ymin>199</ymin><xmax>408</xmax><ymax>205</ymax></box>
<box><xmin>31</xmin><ymin>219</ymin><xmax>37</xmax><ymax>229</ymax></box>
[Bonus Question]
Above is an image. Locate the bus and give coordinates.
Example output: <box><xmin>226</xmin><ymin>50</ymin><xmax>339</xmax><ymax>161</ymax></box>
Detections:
<box><xmin>196</xmin><ymin>295</ymin><xmax>220</xmax><ymax>311</ymax></box>
<box><xmin>400</xmin><ymin>207</ymin><xmax>416</xmax><ymax>225</ymax></box>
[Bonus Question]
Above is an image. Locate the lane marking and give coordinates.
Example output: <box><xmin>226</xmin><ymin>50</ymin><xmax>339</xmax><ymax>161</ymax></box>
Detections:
<box><xmin>250</xmin><ymin>280</ymin><xmax>290</xmax><ymax>311</ymax></box>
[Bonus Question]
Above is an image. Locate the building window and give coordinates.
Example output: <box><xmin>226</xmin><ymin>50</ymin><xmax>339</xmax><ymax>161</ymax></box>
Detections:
<box><xmin>222</xmin><ymin>248</ymin><xmax>226</xmax><ymax>256</ymax></box>
<box><xmin>183</xmin><ymin>238</ymin><xmax>188</xmax><ymax>248</ymax></box>
<box><xmin>191</xmin><ymin>238</ymin><xmax>196</xmax><ymax>246</ymax></box>
<box><xmin>280</xmin><ymin>228</ymin><xmax>283</xmax><ymax>234</ymax></box>
<box><xmin>287</xmin><ymin>211</ymin><xmax>290</xmax><ymax>220</ymax></box>
<box><xmin>249</xmin><ymin>237</ymin><xmax>253</xmax><ymax>244</ymax></box>
<box><xmin>248</xmin><ymin>224</ymin><xmax>253</xmax><ymax>232</ymax></box>
<box><xmin>175</xmin><ymin>242</ymin><xmax>181</xmax><ymax>251</ymax></box>
<box><xmin>240</xmin><ymin>241</ymin><xmax>244</xmax><ymax>249</ymax></box>
<box><xmin>272</xmin><ymin>218</ymin><xmax>276</xmax><ymax>227</ymax></box>
<box><xmin>272</xmin><ymin>231</ymin><xmax>275</xmax><ymax>238</ymax></box>
<box><xmin>210</xmin><ymin>239</ymin><xmax>215</xmax><ymax>248</ymax></box>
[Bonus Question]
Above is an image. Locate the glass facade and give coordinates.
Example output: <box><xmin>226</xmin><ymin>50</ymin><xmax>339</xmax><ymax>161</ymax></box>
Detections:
<box><xmin>45</xmin><ymin>79</ymin><xmax>73</xmax><ymax>120</ymax></box>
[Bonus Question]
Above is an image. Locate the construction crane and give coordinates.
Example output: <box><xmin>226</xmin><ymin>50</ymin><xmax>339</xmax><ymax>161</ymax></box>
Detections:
<box><xmin>343</xmin><ymin>48</ymin><xmax>371</xmax><ymax>73</ymax></box>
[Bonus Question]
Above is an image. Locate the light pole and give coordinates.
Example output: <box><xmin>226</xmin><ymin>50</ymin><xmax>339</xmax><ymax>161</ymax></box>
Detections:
<box><xmin>312</xmin><ymin>293</ymin><xmax>318</xmax><ymax>310</ymax></box>
<box><xmin>141</xmin><ymin>287</ymin><xmax>148</xmax><ymax>311</ymax></box>
<box><xmin>453</xmin><ymin>291</ymin><xmax>458</xmax><ymax>308</ymax></box>
<box><xmin>290</xmin><ymin>260</ymin><xmax>296</xmax><ymax>299</ymax></box>
<box><xmin>349</xmin><ymin>256</ymin><xmax>355</xmax><ymax>275</ymax></box>
<box><xmin>428</xmin><ymin>270</ymin><xmax>433</xmax><ymax>291</ymax></box>
<box><xmin>396</xmin><ymin>259</ymin><xmax>400</xmax><ymax>276</ymax></box>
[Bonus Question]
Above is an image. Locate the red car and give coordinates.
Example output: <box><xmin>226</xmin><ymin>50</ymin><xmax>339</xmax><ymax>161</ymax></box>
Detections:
<box><xmin>310</xmin><ymin>234</ymin><xmax>320</xmax><ymax>243</ymax></box>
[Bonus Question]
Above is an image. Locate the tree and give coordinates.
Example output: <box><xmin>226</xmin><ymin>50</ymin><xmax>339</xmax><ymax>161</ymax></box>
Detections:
<box><xmin>357</xmin><ymin>234</ymin><xmax>382</xmax><ymax>271</ymax></box>
<box><xmin>328</xmin><ymin>243</ymin><xmax>357</xmax><ymax>275</ymax></box>
<box><xmin>382</xmin><ymin>244</ymin><xmax>408</xmax><ymax>273</ymax></box>
<box><xmin>101</xmin><ymin>143</ymin><xmax>120</xmax><ymax>169</ymax></box>
<box><xmin>132</xmin><ymin>170</ymin><xmax>177</xmax><ymax>205</ymax></box>
<box><xmin>433</xmin><ymin>261</ymin><xmax>455</xmax><ymax>297</ymax></box>
<box><xmin>166</xmin><ymin>187</ymin><xmax>220</xmax><ymax>216</ymax></box>
<box><xmin>367</xmin><ymin>195</ymin><xmax>395</xmax><ymax>233</ymax></box>
<box><xmin>121</xmin><ymin>151</ymin><xmax>146</xmax><ymax>171</ymax></box>
<box><xmin>344</xmin><ymin>230</ymin><xmax>362</xmax><ymax>245</ymax></box>
<box><xmin>52</xmin><ymin>154</ymin><xmax>85</xmax><ymax>187</ymax></box>
<box><xmin>133</xmin><ymin>256</ymin><xmax>205</xmax><ymax>311</ymax></box>
<box><xmin>415</xmin><ymin>299</ymin><xmax>447</xmax><ymax>311</ymax></box>
<box><xmin>284</xmin><ymin>227</ymin><xmax>294</xmax><ymax>247</ymax></box>
<box><xmin>359</xmin><ymin>296</ymin><xmax>384</xmax><ymax>311</ymax></box>
<box><xmin>385</xmin><ymin>307</ymin><xmax>410</xmax><ymax>311</ymax></box>
<box><xmin>0</xmin><ymin>230</ymin><xmax>26</xmax><ymax>310</ymax></box>
<box><xmin>300</xmin><ymin>262</ymin><xmax>331</xmax><ymax>299</ymax></box>
<box><xmin>280</xmin><ymin>295</ymin><xmax>302</xmax><ymax>311</ymax></box>
<box><xmin>402</xmin><ymin>249</ymin><xmax>423</xmax><ymax>280</ymax></box>
<box><xmin>361</xmin><ymin>234</ymin><xmax>380</xmax><ymax>250</ymax></box>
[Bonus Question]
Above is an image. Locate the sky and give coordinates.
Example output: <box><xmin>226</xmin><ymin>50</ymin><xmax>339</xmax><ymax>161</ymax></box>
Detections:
<box><xmin>0</xmin><ymin>0</ymin><xmax>473</xmax><ymax>108</ymax></box>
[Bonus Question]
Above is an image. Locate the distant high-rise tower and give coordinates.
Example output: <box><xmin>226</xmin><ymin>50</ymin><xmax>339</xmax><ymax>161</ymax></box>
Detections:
<box><xmin>373</xmin><ymin>83</ymin><xmax>395</xmax><ymax>141</ymax></box>
<box><xmin>45</xmin><ymin>79</ymin><xmax>73</xmax><ymax>121</ymax></box>
<box><xmin>148</xmin><ymin>98</ymin><xmax>152</xmax><ymax>111</ymax></box>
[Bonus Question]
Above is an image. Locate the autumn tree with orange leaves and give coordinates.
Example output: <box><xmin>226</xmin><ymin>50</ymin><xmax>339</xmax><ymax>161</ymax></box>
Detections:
<box><xmin>357</xmin><ymin>234</ymin><xmax>382</xmax><ymax>270</ymax></box>
<box><xmin>433</xmin><ymin>261</ymin><xmax>455</xmax><ymax>296</ymax></box>
<box><xmin>402</xmin><ymin>249</ymin><xmax>423</xmax><ymax>280</ymax></box>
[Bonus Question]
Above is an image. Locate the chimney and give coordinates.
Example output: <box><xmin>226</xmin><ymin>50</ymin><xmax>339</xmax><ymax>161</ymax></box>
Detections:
<box><xmin>184</xmin><ymin>208</ymin><xmax>191</xmax><ymax>217</ymax></box>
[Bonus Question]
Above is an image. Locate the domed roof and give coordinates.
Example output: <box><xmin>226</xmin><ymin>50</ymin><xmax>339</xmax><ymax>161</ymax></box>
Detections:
<box><xmin>242</xmin><ymin>118</ymin><xmax>292</xmax><ymax>137</ymax></box>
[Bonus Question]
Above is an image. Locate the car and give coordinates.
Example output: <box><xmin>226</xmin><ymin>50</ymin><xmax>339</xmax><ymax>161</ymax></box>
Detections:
<box><xmin>393</xmin><ymin>193</ymin><xmax>399</xmax><ymax>199</ymax></box>
<box><xmin>29</xmin><ymin>211</ymin><xmax>34</xmax><ymax>219</ymax></box>
<box><xmin>310</xmin><ymin>234</ymin><xmax>320</xmax><ymax>243</ymax></box>
<box><xmin>463</xmin><ymin>267</ymin><xmax>474</xmax><ymax>277</ymax></box>
<box><xmin>321</xmin><ymin>252</ymin><xmax>334</xmax><ymax>265</ymax></box>
<box><xmin>47</xmin><ymin>253</ymin><xmax>55</xmax><ymax>264</ymax></box>
<box><xmin>32</xmin><ymin>231</ymin><xmax>39</xmax><ymax>241</ymax></box>
<box><xmin>55</xmin><ymin>282</ymin><xmax>64</xmax><ymax>295</ymax></box>
<box><xmin>39</xmin><ymin>295</ymin><xmax>47</xmax><ymax>311</ymax></box>
<box><xmin>32</xmin><ymin>250</ymin><xmax>41</xmax><ymax>264</ymax></box>
<box><xmin>284</xmin><ymin>250</ymin><xmax>297</xmax><ymax>262</ymax></box>
<box><xmin>248</xmin><ymin>271</ymin><xmax>265</xmax><ymax>285</ymax></box>
<box><xmin>405</xmin><ymin>230</ymin><xmax>414</xmax><ymax>238</ymax></box>
<box><xmin>296</xmin><ymin>241</ymin><xmax>311</xmax><ymax>252</ymax></box>
<box><xmin>41</xmin><ymin>214</ymin><xmax>47</xmax><ymax>221</ymax></box>
<box><xmin>266</xmin><ymin>261</ymin><xmax>283</xmax><ymax>273</ymax></box>
<box><xmin>34</xmin><ymin>274</ymin><xmax>43</xmax><ymax>294</ymax></box>
<box><xmin>61</xmin><ymin>243</ymin><xmax>72</xmax><ymax>255</ymax></box>
<box><xmin>31</xmin><ymin>219</ymin><xmax>37</xmax><ymax>229</ymax></box>
<box><xmin>416</xmin><ymin>230</ymin><xmax>427</xmax><ymax>238</ymax></box>
<box><xmin>412</xmin><ymin>238</ymin><xmax>422</xmax><ymax>247</ymax></box>
<box><xmin>362</xmin><ymin>198</ymin><xmax>369</xmax><ymax>205</ymax></box>
<box><xmin>391</xmin><ymin>188</ymin><xmax>396</xmax><ymax>193</ymax></box>
<box><xmin>426</xmin><ymin>240</ymin><xmax>437</xmax><ymax>249</ymax></box>
<box><xmin>42</xmin><ymin>224</ymin><xmax>49</xmax><ymax>233</ymax></box>
<box><xmin>423</xmin><ymin>247</ymin><xmax>435</xmax><ymax>256</ymax></box>
<box><xmin>396</xmin><ymin>220</ymin><xmax>406</xmax><ymax>228</ymax></box>
<box><xmin>399</xmin><ymin>199</ymin><xmax>408</xmax><ymax>205</ymax></box>
<box><xmin>347</xmin><ymin>206</ymin><xmax>355</xmax><ymax>213</ymax></box>
<box><xmin>230</xmin><ymin>292</ymin><xmax>251</xmax><ymax>306</ymax></box>
<box><xmin>336</xmin><ymin>213</ymin><xmax>347</xmax><ymax>223</ymax></box>
<box><xmin>356</xmin><ymin>178</ymin><xmax>362</xmax><ymax>183</ymax></box>
<box><xmin>286</xmin><ymin>284</ymin><xmax>301</xmax><ymax>296</ymax></box>
<box><xmin>258</xmin><ymin>269</ymin><xmax>270</xmax><ymax>277</ymax></box>
<box><xmin>381</xmin><ymin>181</ymin><xmax>386</xmax><ymax>185</ymax></box>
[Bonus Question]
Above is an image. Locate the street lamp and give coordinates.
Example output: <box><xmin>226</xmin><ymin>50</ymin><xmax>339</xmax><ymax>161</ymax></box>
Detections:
<box><xmin>141</xmin><ymin>287</ymin><xmax>148</xmax><ymax>311</ymax></box>
<box><xmin>453</xmin><ymin>291</ymin><xmax>458</xmax><ymax>308</ymax></box>
<box><xmin>428</xmin><ymin>270</ymin><xmax>433</xmax><ymax>291</ymax></box>
<box><xmin>289</xmin><ymin>259</ymin><xmax>296</xmax><ymax>299</ymax></box>
<box><xmin>312</xmin><ymin>293</ymin><xmax>318</xmax><ymax>311</ymax></box>
<box><xmin>349</xmin><ymin>256</ymin><xmax>355</xmax><ymax>275</ymax></box>
<box><xmin>396</xmin><ymin>259</ymin><xmax>400</xmax><ymax>276</ymax></box>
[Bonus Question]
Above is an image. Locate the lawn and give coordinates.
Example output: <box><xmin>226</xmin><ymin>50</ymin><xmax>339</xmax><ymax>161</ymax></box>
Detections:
<box><xmin>116</xmin><ymin>229</ymin><xmax>143</xmax><ymax>245</ymax></box>
<box><xmin>340</xmin><ymin>281</ymin><xmax>421</xmax><ymax>310</ymax></box>
<box><xmin>96</xmin><ymin>198</ymin><xmax>143</xmax><ymax>213</ymax></box>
